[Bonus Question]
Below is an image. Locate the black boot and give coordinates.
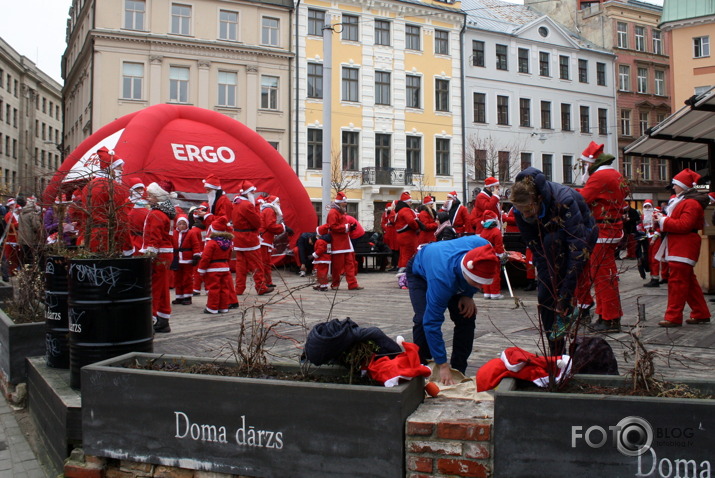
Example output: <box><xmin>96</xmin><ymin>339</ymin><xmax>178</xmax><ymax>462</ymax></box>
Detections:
<box><xmin>523</xmin><ymin>279</ymin><xmax>537</xmax><ymax>291</ymax></box>
<box><xmin>153</xmin><ymin>317</ymin><xmax>171</xmax><ymax>333</ymax></box>
<box><xmin>590</xmin><ymin>318</ymin><xmax>621</xmax><ymax>333</ymax></box>
<box><xmin>643</xmin><ymin>278</ymin><xmax>660</xmax><ymax>288</ymax></box>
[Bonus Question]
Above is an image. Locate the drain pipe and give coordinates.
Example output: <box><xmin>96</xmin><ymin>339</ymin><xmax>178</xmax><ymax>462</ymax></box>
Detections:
<box><xmin>459</xmin><ymin>15</ymin><xmax>468</xmax><ymax>201</ymax></box>
<box><xmin>294</xmin><ymin>0</ymin><xmax>301</xmax><ymax>177</ymax></box>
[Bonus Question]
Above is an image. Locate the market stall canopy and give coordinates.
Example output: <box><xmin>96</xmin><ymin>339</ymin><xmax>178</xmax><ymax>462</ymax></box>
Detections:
<box><xmin>44</xmin><ymin>104</ymin><xmax>317</xmax><ymax>239</ymax></box>
<box><xmin>624</xmin><ymin>87</ymin><xmax>715</xmax><ymax>163</ymax></box>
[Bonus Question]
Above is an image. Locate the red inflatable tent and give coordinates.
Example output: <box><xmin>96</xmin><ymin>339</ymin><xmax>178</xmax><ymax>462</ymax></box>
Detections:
<box><xmin>44</xmin><ymin>104</ymin><xmax>316</xmax><ymax>249</ymax></box>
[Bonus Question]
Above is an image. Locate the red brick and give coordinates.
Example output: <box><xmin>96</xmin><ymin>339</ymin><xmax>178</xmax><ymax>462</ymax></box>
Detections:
<box><xmin>408</xmin><ymin>456</ymin><xmax>434</xmax><ymax>473</ymax></box>
<box><xmin>464</xmin><ymin>442</ymin><xmax>491</xmax><ymax>460</ymax></box>
<box><xmin>153</xmin><ymin>465</ymin><xmax>196</xmax><ymax>478</ymax></box>
<box><xmin>409</xmin><ymin>440</ymin><xmax>462</xmax><ymax>455</ymax></box>
<box><xmin>85</xmin><ymin>455</ymin><xmax>107</xmax><ymax>468</ymax></box>
<box><xmin>407</xmin><ymin>421</ymin><xmax>435</xmax><ymax>436</ymax></box>
<box><xmin>437</xmin><ymin>421</ymin><xmax>491</xmax><ymax>441</ymax></box>
<box><xmin>119</xmin><ymin>460</ymin><xmax>153</xmax><ymax>473</ymax></box>
<box><xmin>105</xmin><ymin>469</ymin><xmax>134</xmax><ymax>478</ymax></box>
<box><xmin>437</xmin><ymin>458</ymin><xmax>490</xmax><ymax>478</ymax></box>
<box><xmin>63</xmin><ymin>463</ymin><xmax>105</xmax><ymax>478</ymax></box>
<box><xmin>408</xmin><ymin>474</ymin><xmax>433</xmax><ymax>478</ymax></box>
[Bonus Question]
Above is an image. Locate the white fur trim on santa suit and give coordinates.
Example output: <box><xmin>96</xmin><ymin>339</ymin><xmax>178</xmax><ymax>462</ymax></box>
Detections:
<box><xmin>500</xmin><ymin>349</ymin><xmax>527</xmax><ymax>372</ymax></box>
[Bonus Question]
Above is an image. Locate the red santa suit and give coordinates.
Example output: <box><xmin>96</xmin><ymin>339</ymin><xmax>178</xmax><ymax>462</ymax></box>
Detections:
<box><xmin>312</xmin><ymin>235</ymin><xmax>331</xmax><ymax>290</ymax></box>
<box><xmin>657</xmin><ymin>170</ymin><xmax>710</xmax><ymax>326</ymax></box>
<box><xmin>382</xmin><ymin>204</ymin><xmax>397</xmax><ymax>252</ymax></box>
<box><xmin>173</xmin><ymin>215</ymin><xmax>202</xmax><ymax>304</ymax></box>
<box><xmin>322</xmin><ymin>192</ymin><xmax>360</xmax><ymax>289</ymax></box>
<box><xmin>472</xmin><ymin>179</ymin><xmax>501</xmax><ymax>234</ymax></box>
<box><xmin>479</xmin><ymin>211</ymin><xmax>505</xmax><ymax>298</ymax></box>
<box><xmin>394</xmin><ymin>192</ymin><xmax>420</xmax><ymax>268</ymax></box>
<box><xmin>417</xmin><ymin>197</ymin><xmax>438</xmax><ymax>246</ymax></box>
<box><xmin>233</xmin><ymin>184</ymin><xmax>269</xmax><ymax>295</ymax></box>
<box><xmin>191</xmin><ymin>216</ymin><xmax>208</xmax><ymax>295</ymax></box>
<box><xmin>197</xmin><ymin>217</ymin><xmax>234</xmax><ymax>314</ymax></box>
<box><xmin>141</xmin><ymin>202</ymin><xmax>175</xmax><ymax>323</ymax></box>
<box><xmin>259</xmin><ymin>196</ymin><xmax>286</xmax><ymax>287</ymax></box>
<box><xmin>576</xmin><ymin>162</ymin><xmax>629</xmax><ymax>322</ymax></box>
<box><xmin>202</xmin><ymin>175</ymin><xmax>232</xmax><ymax>232</ymax></box>
<box><xmin>442</xmin><ymin>192</ymin><xmax>471</xmax><ymax>236</ymax></box>
<box><xmin>476</xmin><ymin>347</ymin><xmax>571</xmax><ymax>392</ymax></box>
<box><xmin>2</xmin><ymin>201</ymin><xmax>19</xmax><ymax>277</ymax></box>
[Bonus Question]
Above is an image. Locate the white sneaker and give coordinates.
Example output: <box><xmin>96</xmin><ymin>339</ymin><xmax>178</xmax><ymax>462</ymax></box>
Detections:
<box><xmin>483</xmin><ymin>294</ymin><xmax>491</xmax><ymax>299</ymax></box>
<box><xmin>299</xmin><ymin>270</ymin><xmax>306</xmax><ymax>277</ymax></box>
<box><xmin>492</xmin><ymin>294</ymin><xmax>504</xmax><ymax>300</ymax></box>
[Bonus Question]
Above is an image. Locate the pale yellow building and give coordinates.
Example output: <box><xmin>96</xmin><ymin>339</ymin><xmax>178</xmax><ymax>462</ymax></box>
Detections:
<box><xmin>296</xmin><ymin>0</ymin><xmax>465</xmax><ymax>229</ymax></box>
<box><xmin>63</xmin><ymin>0</ymin><xmax>294</xmax><ymax>159</ymax></box>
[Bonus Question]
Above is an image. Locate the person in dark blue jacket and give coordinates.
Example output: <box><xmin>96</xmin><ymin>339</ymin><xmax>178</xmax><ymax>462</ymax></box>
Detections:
<box><xmin>407</xmin><ymin>236</ymin><xmax>500</xmax><ymax>384</ymax></box>
<box><xmin>509</xmin><ymin>167</ymin><xmax>597</xmax><ymax>354</ymax></box>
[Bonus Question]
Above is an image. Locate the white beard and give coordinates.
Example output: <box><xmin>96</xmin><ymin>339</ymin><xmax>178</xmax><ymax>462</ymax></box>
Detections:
<box><xmin>130</xmin><ymin>190</ymin><xmax>143</xmax><ymax>203</ymax></box>
<box><xmin>580</xmin><ymin>166</ymin><xmax>590</xmax><ymax>185</ymax></box>
<box><xmin>442</xmin><ymin>199</ymin><xmax>453</xmax><ymax>211</ymax></box>
<box><xmin>207</xmin><ymin>190</ymin><xmax>217</xmax><ymax>209</ymax></box>
<box><xmin>246</xmin><ymin>192</ymin><xmax>255</xmax><ymax>206</ymax></box>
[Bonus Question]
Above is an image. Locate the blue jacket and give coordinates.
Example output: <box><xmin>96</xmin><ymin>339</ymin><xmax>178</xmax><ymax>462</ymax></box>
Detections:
<box><xmin>513</xmin><ymin>167</ymin><xmax>597</xmax><ymax>304</ymax></box>
<box><xmin>411</xmin><ymin>235</ymin><xmax>488</xmax><ymax>363</ymax></box>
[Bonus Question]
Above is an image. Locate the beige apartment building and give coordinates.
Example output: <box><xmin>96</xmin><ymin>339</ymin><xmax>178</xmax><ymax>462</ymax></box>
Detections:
<box><xmin>0</xmin><ymin>38</ymin><xmax>63</xmax><ymax>198</ymax></box>
<box><xmin>63</xmin><ymin>0</ymin><xmax>294</xmax><ymax>160</ymax></box>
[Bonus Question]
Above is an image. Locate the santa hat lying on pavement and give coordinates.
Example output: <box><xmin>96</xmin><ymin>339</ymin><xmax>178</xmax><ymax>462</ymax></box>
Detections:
<box><xmin>476</xmin><ymin>347</ymin><xmax>571</xmax><ymax>392</ymax></box>
<box><xmin>367</xmin><ymin>339</ymin><xmax>432</xmax><ymax>387</ymax></box>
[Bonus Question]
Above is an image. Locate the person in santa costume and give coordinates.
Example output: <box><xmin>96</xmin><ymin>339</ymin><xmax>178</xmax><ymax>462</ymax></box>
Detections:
<box><xmin>141</xmin><ymin>182</ymin><xmax>177</xmax><ymax>333</ymax></box>
<box><xmin>126</xmin><ymin>177</ymin><xmax>149</xmax><ymax>256</ymax></box>
<box><xmin>478</xmin><ymin>210</ymin><xmax>506</xmax><ymax>300</ymax></box>
<box><xmin>321</xmin><ymin>192</ymin><xmax>362</xmax><ymax>290</ymax></box>
<box><xmin>259</xmin><ymin>195</ymin><xmax>290</xmax><ymax>289</ymax></box>
<box><xmin>2</xmin><ymin>198</ymin><xmax>20</xmax><ymax>281</ymax></box>
<box><xmin>574</xmin><ymin>141</ymin><xmax>630</xmax><ymax>333</ymax></box>
<box><xmin>654</xmin><ymin>169</ymin><xmax>711</xmax><ymax>327</ymax></box>
<box><xmin>641</xmin><ymin>200</ymin><xmax>662</xmax><ymax>287</ymax></box>
<box><xmin>199</xmin><ymin>174</ymin><xmax>232</xmax><ymax>232</ymax></box>
<box><xmin>417</xmin><ymin>195</ymin><xmax>438</xmax><ymax>246</ymax></box>
<box><xmin>394</xmin><ymin>191</ymin><xmax>420</xmax><ymax>273</ymax></box>
<box><xmin>407</xmin><ymin>237</ymin><xmax>500</xmax><ymax>384</ymax></box>
<box><xmin>471</xmin><ymin>177</ymin><xmax>501</xmax><ymax>234</ymax></box>
<box><xmin>440</xmin><ymin>191</ymin><xmax>471</xmax><ymax>237</ymax></box>
<box><xmin>311</xmin><ymin>233</ymin><xmax>332</xmax><ymax>291</ymax></box>
<box><xmin>503</xmin><ymin>206</ymin><xmax>536</xmax><ymax>291</ymax></box>
<box><xmin>172</xmin><ymin>214</ymin><xmax>202</xmax><ymax>305</ymax></box>
<box><xmin>197</xmin><ymin>216</ymin><xmax>234</xmax><ymax>314</ymax></box>
<box><xmin>189</xmin><ymin>207</ymin><xmax>207</xmax><ymax>296</ymax></box>
<box><xmin>509</xmin><ymin>167</ymin><xmax>596</xmax><ymax>354</ymax></box>
<box><xmin>382</xmin><ymin>201</ymin><xmax>399</xmax><ymax>271</ymax></box>
<box><xmin>232</xmin><ymin>180</ymin><xmax>271</xmax><ymax>296</ymax></box>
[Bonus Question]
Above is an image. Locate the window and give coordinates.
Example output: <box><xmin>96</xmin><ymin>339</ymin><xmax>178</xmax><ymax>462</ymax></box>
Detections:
<box><xmin>652</xmin><ymin>30</ymin><xmax>662</xmax><ymax>55</ymax></box>
<box><xmin>497</xmin><ymin>96</ymin><xmax>509</xmax><ymax>125</ymax></box>
<box><xmin>260</xmin><ymin>76</ymin><xmax>279</xmax><ymax>109</ymax></box>
<box><xmin>641</xmin><ymin>157</ymin><xmax>651</xmax><ymax>180</ymax></box>
<box><xmin>618</xmin><ymin>65</ymin><xmax>630</xmax><ymax>91</ymax></box>
<box><xmin>498</xmin><ymin>151</ymin><xmax>509</xmax><ymax>183</ymax></box>
<box><xmin>435</xmin><ymin>30</ymin><xmax>449</xmax><ymax>55</ymax></box>
<box><xmin>375</xmin><ymin>133</ymin><xmax>391</xmax><ymax>168</ymax></box>
<box><xmin>496</xmin><ymin>44</ymin><xmax>508</xmax><ymax>70</ymax></box>
<box><xmin>375</xmin><ymin>20</ymin><xmax>391</xmax><ymax>46</ymax></box>
<box><xmin>578</xmin><ymin>59</ymin><xmax>588</xmax><ymax>83</ymax></box>
<box><xmin>169</xmin><ymin>66</ymin><xmax>189</xmax><ymax>103</ymax></box>
<box><xmin>519</xmin><ymin>98</ymin><xmax>531</xmax><ymax>127</ymax></box>
<box><xmin>617</xmin><ymin>22</ymin><xmax>628</xmax><ymax>49</ymax></box>
<box><xmin>42</xmin><ymin>98</ymin><xmax>47</xmax><ymax>113</ymax></box>
<box><xmin>635</xmin><ymin>26</ymin><xmax>646</xmax><ymax>52</ymax></box>
<box><xmin>342</xmin><ymin>67</ymin><xmax>359</xmax><ymax>102</ymax></box>
<box><xmin>307</xmin><ymin>129</ymin><xmax>322</xmax><ymax>169</ymax></box>
<box><xmin>474</xmin><ymin>149</ymin><xmax>487</xmax><ymax>180</ymax></box>
<box><xmin>171</xmin><ymin>4</ymin><xmax>191</xmax><ymax>35</ymax></box>
<box><xmin>406</xmin><ymin>75</ymin><xmax>421</xmax><ymax>109</ymax></box>
<box><xmin>639</xmin><ymin>112</ymin><xmax>649</xmax><ymax>135</ymax></box>
<box><xmin>563</xmin><ymin>155</ymin><xmax>573</xmax><ymax>184</ymax></box>
<box><xmin>219</xmin><ymin>10</ymin><xmax>238</xmax><ymax>41</ymax></box>
<box><xmin>559</xmin><ymin>55</ymin><xmax>570</xmax><ymax>80</ymax></box>
<box><xmin>262</xmin><ymin>17</ymin><xmax>279</xmax><ymax>46</ymax></box>
<box><xmin>473</xmin><ymin>93</ymin><xmax>486</xmax><ymax>123</ymax></box>
<box><xmin>307</xmin><ymin>63</ymin><xmax>323</xmax><ymax>99</ymax></box>
<box><xmin>539</xmin><ymin>52</ymin><xmax>550</xmax><ymax>77</ymax></box>
<box><xmin>658</xmin><ymin>159</ymin><xmax>667</xmax><ymax>181</ymax></box>
<box><xmin>308</xmin><ymin>9</ymin><xmax>325</xmax><ymax>36</ymax></box>
<box><xmin>622</xmin><ymin>156</ymin><xmax>632</xmax><ymax>178</ymax></box>
<box><xmin>406</xmin><ymin>25</ymin><xmax>421</xmax><ymax>50</ymax></box>
<box><xmin>598</xmin><ymin>108</ymin><xmax>608</xmax><ymax>135</ymax></box>
<box><xmin>637</xmin><ymin>68</ymin><xmax>648</xmax><ymax>93</ymax></box>
<box><xmin>580</xmin><ymin>106</ymin><xmax>590</xmax><ymax>133</ymax></box>
<box><xmin>125</xmin><ymin>0</ymin><xmax>145</xmax><ymax>30</ymax></box>
<box><xmin>656</xmin><ymin>113</ymin><xmax>665</xmax><ymax>124</ymax></box>
<box><xmin>342</xmin><ymin>131</ymin><xmax>359</xmax><ymax>171</ymax></box>
<box><xmin>435</xmin><ymin>79</ymin><xmax>449</xmax><ymax>112</ymax></box>
<box><xmin>375</xmin><ymin>71</ymin><xmax>391</xmax><ymax>106</ymax></box>
<box><xmin>122</xmin><ymin>62</ymin><xmax>143</xmax><ymax>100</ymax></box>
<box><xmin>402</xmin><ymin>135</ymin><xmax>421</xmax><ymax>174</ymax></box>
<box><xmin>694</xmin><ymin>36</ymin><xmax>710</xmax><ymax>58</ymax></box>
<box><xmin>217</xmin><ymin>71</ymin><xmax>237</xmax><ymax>107</ymax></box>
<box><xmin>542</xmin><ymin>154</ymin><xmax>553</xmax><ymax>180</ymax></box>
<box><xmin>597</xmin><ymin>62</ymin><xmax>606</xmax><ymax>86</ymax></box>
<box><xmin>342</xmin><ymin>14</ymin><xmax>358</xmax><ymax>41</ymax></box>
<box><xmin>436</xmin><ymin>138</ymin><xmax>450</xmax><ymax>176</ymax></box>
<box><xmin>620</xmin><ymin>109</ymin><xmax>631</xmax><ymax>136</ymax></box>
<box><xmin>561</xmin><ymin>103</ymin><xmax>571</xmax><ymax>131</ymax></box>
<box><xmin>654</xmin><ymin>70</ymin><xmax>665</xmax><ymax>96</ymax></box>
<box><xmin>472</xmin><ymin>41</ymin><xmax>485</xmax><ymax>67</ymax></box>
<box><xmin>520</xmin><ymin>152</ymin><xmax>532</xmax><ymax>171</ymax></box>
<box><xmin>541</xmin><ymin>101</ymin><xmax>552</xmax><ymax>129</ymax></box>
<box><xmin>518</xmin><ymin>48</ymin><xmax>529</xmax><ymax>73</ymax></box>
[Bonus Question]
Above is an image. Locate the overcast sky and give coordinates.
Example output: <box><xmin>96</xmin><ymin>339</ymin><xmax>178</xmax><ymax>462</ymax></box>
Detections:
<box><xmin>1</xmin><ymin>0</ymin><xmax>665</xmax><ymax>86</ymax></box>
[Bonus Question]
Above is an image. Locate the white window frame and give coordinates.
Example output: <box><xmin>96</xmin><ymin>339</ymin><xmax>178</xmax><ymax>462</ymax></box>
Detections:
<box><xmin>406</xmin><ymin>24</ymin><xmax>421</xmax><ymax>51</ymax></box>
<box><xmin>652</xmin><ymin>29</ymin><xmax>662</xmax><ymax>55</ymax></box>
<box><xmin>654</xmin><ymin>70</ymin><xmax>665</xmax><ymax>96</ymax></box>
<box><xmin>217</xmin><ymin>71</ymin><xmax>237</xmax><ymax>107</ymax></box>
<box><xmin>435</xmin><ymin>29</ymin><xmax>449</xmax><ymax>55</ymax></box>
<box><xmin>620</xmin><ymin>109</ymin><xmax>631</xmax><ymax>136</ymax></box>
<box><xmin>260</xmin><ymin>76</ymin><xmax>279</xmax><ymax>110</ymax></box>
<box><xmin>406</xmin><ymin>74</ymin><xmax>421</xmax><ymax>109</ymax></box>
<box><xmin>635</xmin><ymin>26</ymin><xmax>646</xmax><ymax>52</ymax></box>
<box><xmin>637</xmin><ymin>67</ymin><xmax>648</xmax><ymax>93</ymax></box>
<box><xmin>694</xmin><ymin>36</ymin><xmax>710</xmax><ymax>58</ymax></box>
<box><xmin>262</xmin><ymin>17</ymin><xmax>280</xmax><ymax>47</ymax></box>
<box><xmin>171</xmin><ymin>3</ymin><xmax>192</xmax><ymax>36</ymax></box>
<box><xmin>122</xmin><ymin>62</ymin><xmax>144</xmax><ymax>100</ymax></box>
<box><xmin>124</xmin><ymin>0</ymin><xmax>145</xmax><ymax>30</ymax></box>
<box><xmin>341</xmin><ymin>67</ymin><xmax>359</xmax><ymax>102</ymax></box>
<box><xmin>169</xmin><ymin>66</ymin><xmax>190</xmax><ymax>103</ymax></box>
<box><xmin>617</xmin><ymin>22</ymin><xmax>628</xmax><ymax>49</ymax></box>
<box><xmin>619</xmin><ymin>65</ymin><xmax>630</xmax><ymax>91</ymax></box>
<box><xmin>219</xmin><ymin>10</ymin><xmax>238</xmax><ymax>41</ymax></box>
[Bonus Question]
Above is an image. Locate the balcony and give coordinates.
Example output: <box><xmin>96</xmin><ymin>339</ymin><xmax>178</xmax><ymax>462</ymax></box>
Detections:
<box><xmin>361</xmin><ymin>167</ymin><xmax>413</xmax><ymax>186</ymax></box>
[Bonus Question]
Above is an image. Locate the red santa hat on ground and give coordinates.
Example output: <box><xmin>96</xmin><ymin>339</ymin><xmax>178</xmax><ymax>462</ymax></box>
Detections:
<box><xmin>481</xmin><ymin>210</ymin><xmax>498</xmax><ymax>225</ymax></box>
<box><xmin>146</xmin><ymin>182</ymin><xmax>171</xmax><ymax>202</ymax></box>
<box><xmin>334</xmin><ymin>191</ymin><xmax>347</xmax><ymax>203</ymax></box>
<box><xmin>580</xmin><ymin>141</ymin><xmax>604</xmax><ymax>163</ymax></box>
<box><xmin>203</xmin><ymin>174</ymin><xmax>222</xmax><ymax>190</ymax></box>
<box><xmin>643</xmin><ymin>199</ymin><xmax>653</xmax><ymax>207</ymax></box>
<box><xmin>127</xmin><ymin>177</ymin><xmax>145</xmax><ymax>191</ymax></box>
<box><xmin>485</xmin><ymin>177</ymin><xmax>499</xmax><ymax>188</ymax></box>
<box><xmin>460</xmin><ymin>244</ymin><xmax>500</xmax><ymax>285</ymax></box>
<box><xmin>96</xmin><ymin>146</ymin><xmax>124</xmax><ymax>170</ymax></box>
<box><xmin>366</xmin><ymin>341</ymin><xmax>432</xmax><ymax>387</ymax></box>
<box><xmin>476</xmin><ymin>347</ymin><xmax>572</xmax><ymax>391</ymax></box>
<box><xmin>175</xmin><ymin>214</ymin><xmax>189</xmax><ymax>227</ymax></box>
<box><xmin>400</xmin><ymin>191</ymin><xmax>412</xmax><ymax>203</ymax></box>
<box><xmin>211</xmin><ymin>216</ymin><xmax>229</xmax><ymax>232</ymax></box>
<box><xmin>672</xmin><ymin>168</ymin><xmax>700</xmax><ymax>191</ymax></box>
<box><xmin>422</xmin><ymin>195</ymin><xmax>434</xmax><ymax>205</ymax></box>
<box><xmin>239</xmin><ymin>180</ymin><xmax>256</xmax><ymax>195</ymax></box>
<box><xmin>447</xmin><ymin>191</ymin><xmax>459</xmax><ymax>200</ymax></box>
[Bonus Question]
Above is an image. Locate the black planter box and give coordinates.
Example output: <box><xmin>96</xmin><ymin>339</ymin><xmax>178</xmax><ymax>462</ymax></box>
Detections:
<box><xmin>82</xmin><ymin>352</ymin><xmax>424</xmax><ymax>478</ymax></box>
<box><xmin>0</xmin><ymin>308</ymin><xmax>45</xmax><ymax>384</ymax></box>
<box><xmin>495</xmin><ymin>376</ymin><xmax>715</xmax><ymax>478</ymax></box>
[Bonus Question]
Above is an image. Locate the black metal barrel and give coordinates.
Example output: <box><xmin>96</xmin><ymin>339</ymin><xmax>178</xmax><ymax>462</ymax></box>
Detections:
<box><xmin>45</xmin><ymin>255</ymin><xmax>70</xmax><ymax>368</ymax></box>
<box><xmin>68</xmin><ymin>256</ymin><xmax>153</xmax><ymax>390</ymax></box>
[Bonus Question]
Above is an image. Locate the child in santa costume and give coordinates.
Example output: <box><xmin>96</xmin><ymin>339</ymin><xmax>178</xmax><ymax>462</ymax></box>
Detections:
<box><xmin>311</xmin><ymin>234</ymin><xmax>332</xmax><ymax>291</ymax></box>
<box><xmin>472</xmin><ymin>177</ymin><xmax>501</xmax><ymax>234</ymax></box>
<box><xmin>478</xmin><ymin>210</ymin><xmax>505</xmax><ymax>299</ymax></box>
<box><xmin>197</xmin><ymin>216</ymin><xmax>234</xmax><ymax>314</ymax></box>
<box><xmin>394</xmin><ymin>191</ymin><xmax>420</xmax><ymax>272</ymax></box>
<box><xmin>172</xmin><ymin>215</ymin><xmax>202</xmax><ymax>305</ymax></box>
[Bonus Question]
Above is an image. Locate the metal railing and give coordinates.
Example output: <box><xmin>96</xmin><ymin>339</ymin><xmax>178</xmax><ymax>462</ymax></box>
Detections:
<box><xmin>361</xmin><ymin>167</ymin><xmax>414</xmax><ymax>186</ymax></box>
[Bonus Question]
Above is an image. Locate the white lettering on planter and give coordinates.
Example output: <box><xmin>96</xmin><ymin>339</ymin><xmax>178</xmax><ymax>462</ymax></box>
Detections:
<box><xmin>235</xmin><ymin>415</ymin><xmax>284</xmax><ymax>449</ymax></box>
<box><xmin>171</xmin><ymin>144</ymin><xmax>235</xmax><ymax>163</ymax></box>
<box><xmin>635</xmin><ymin>447</ymin><xmax>711</xmax><ymax>477</ymax></box>
<box><xmin>174</xmin><ymin>412</ymin><xmax>228</xmax><ymax>443</ymax></box>
<box><xmin>68</xmin><ymin>308</ymin><xmax>83</xmax><ymax>333</ymax></box>
<box><xmin>45</xmin><ymin>310</ymin><xmax>62</xmax><ymax>321</ymax></box>
<box><xmin>173</xmin><ymin>412</ymin><xmax>283</xmax><ymax>449</ymax></box>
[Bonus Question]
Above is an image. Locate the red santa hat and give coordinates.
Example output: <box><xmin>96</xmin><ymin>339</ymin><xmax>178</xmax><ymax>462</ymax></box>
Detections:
<box><xmin>422</xmin><ymin>195</ymin><xmax>435</xmax><ymax>205</ymax></box>
<box><xmin>127</xmin><ymin>177</ymin><xmax>145</xmax><ymax>191</ymax></box>
<box><xmin>643</xmin><ymin>199</ymin><xmax>653</xmax><ymax>207</ymax></box>
<box><xmin>6</xmin><ymin>198</ymin><xmax>15</xmax><ymax>207</ymax></box>
<box><xmin>240</xmin><ymin>180</ymin><xmax>256</xmax><ymax>195</ymax></box>
<box><xmin>447</xmin><ymin>191</ymin><xmax>458</xmax><ymax>200</ymax></box>
<box><xmin>203</xmin><ymin>174</ymin><xmax>222</xmax><ymax>190</ymax></box>
<box><xmin>580</xmin><ymin>141</ymin><xmax>604</xmax><ymax>163</ymax></box>
<box><xmin>96</xmin><ymin>146</ymin><xmax>124</xmax><ymax>170</ymax></box>
<box><xmin>672</xmin><ymin>168</ymin><xmax>700</xmax><ymax>191</ymax></box>
<box><xmin>146</xmin><ymin>182</ymin><xmax>171</xmax><ymax>202</ymax></box>
<box><xmin>485</xmin><ymin>177</ymin><xmax>499</xmax><ymax>188</ymax></box>
<box><xmin>460</xmin><ymin>244</ymin><xmax>500</xmax><ymax>285</ymax></box>
<box><xmin>175</xmin><ymin>214</ymin><xmax>189</xmax><ymax>227</ymax></box>
<box><xmin>400</xmin><ymin>191</ymin><xmax>412</xmax><ymax>203</ymax></box>
<box><xmin>476</xmin><ymin>347</ymin><xmax>572</xmax><ymax>392</ymax></box>
<box><xmin>199</xmin><ymin>202</ymin><xmax>208</xmax><ymax>210</ymax></box>
<box><xmin>481</xmin><ymin>210</ymin><xmax>498</xmax><ymax>224</ymax></box>
<box><xmin>334</xmin><ymin>191</ymin><xmax>347</xmax><ymax>203</ymax></box>
<box><xmin>211</xmin><ymin>216</ymin><xmax>229</xmax><ymax>232</ymax></box>
<box><xmin>366</xmin><ymin>341</ymin><xmax>432</xmax><ymax>387</ymax></box>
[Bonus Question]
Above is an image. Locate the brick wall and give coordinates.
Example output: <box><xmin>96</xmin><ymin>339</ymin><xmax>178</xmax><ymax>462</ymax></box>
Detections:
<box><xmin>405</xmin><ymin>398</ymin><xmax>495</xmax><ymax>478</ymax></box>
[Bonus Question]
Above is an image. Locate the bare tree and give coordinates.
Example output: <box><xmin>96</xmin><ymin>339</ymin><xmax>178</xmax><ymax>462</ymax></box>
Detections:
<box><xmin>412</xmin><ymin>172</ymin><xmax>435</xmax><ymax>203</ymax></box>
<box><xmin>465</xmin><ymin>133</ymin><xmax>529</xmax><ymax>196</ymax></box>
<box><xmin>330</xmin><ymin>143</ymin><xmax>361</xmax><ymax>197</ymax></box>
